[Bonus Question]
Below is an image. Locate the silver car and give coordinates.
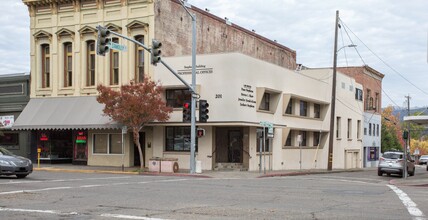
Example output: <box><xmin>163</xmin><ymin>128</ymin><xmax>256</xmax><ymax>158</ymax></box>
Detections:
<box><xmin>419</xmin><ymin>155</ymin><xmax>428</xmax><ymax>165</ymax></box>
<box><xmin>0</xmin><ymin>147</ymin><xmax>33</xmax><ymax>178</ymax></box>
<box><xmin>378</xmin><ymin>151</ymin><xmax>415</xmax><ymax>177</ymax></box>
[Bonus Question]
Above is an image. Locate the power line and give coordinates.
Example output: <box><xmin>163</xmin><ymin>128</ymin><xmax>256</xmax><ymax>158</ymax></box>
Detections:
<box><xmin>340</xmin><ymin>20</ymin><xmax>428</xmax><ymax>97</ymax></box>
<box><xmin>339</xmin><ymin>19</ymin><xmax>402</xmax><ymax>109</ymax></box>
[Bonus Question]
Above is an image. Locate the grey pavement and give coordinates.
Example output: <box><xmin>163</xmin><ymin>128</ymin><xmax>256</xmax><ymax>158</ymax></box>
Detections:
<box><xmin>33</xmin><ymin>164</ymin><xmax>428</xmax><ymax>186</ymax></box>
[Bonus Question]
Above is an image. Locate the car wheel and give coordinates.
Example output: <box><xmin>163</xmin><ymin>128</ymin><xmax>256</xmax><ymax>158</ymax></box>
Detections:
<box><xmin>16</xmin><ymin>174</ymin><xmax>28</xmax><ymax>179</ymax></box>
<box><xmin>409</xmin><ymin>169</ymin><xmax>415</xmax><ymax>176</ymax></box>
<box><xmin>426</xmin><ymin>165</ymin><xmax>428</xmax><ymax>171</ymax></box>
<box><xmin>377</xmin><ymin>169</ymin><xmax>383</xmax><ymax>176</ymax></box>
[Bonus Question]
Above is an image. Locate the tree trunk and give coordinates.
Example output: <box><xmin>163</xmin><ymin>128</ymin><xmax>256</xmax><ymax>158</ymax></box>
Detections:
<box><xmin>133</xmin><ymin>127</ymin><xmax>145</xmax><ymax>170</ymax></box>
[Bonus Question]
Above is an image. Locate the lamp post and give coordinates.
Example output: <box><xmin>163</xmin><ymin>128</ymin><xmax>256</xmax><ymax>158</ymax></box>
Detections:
<box><xmin>178</xmin><ymin>0</ymin><xmax>197</xmax><ymax>174</ymax></box>
<box><xmin>327</xmin><ymin>10</ymin><xmax>357</xmax><ymax>170</ymax></box>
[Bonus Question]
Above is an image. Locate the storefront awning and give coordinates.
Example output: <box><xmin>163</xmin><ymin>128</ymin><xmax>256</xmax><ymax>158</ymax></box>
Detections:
<box><xmin>12</xmin><ymin>96</ymin><xmax>120</xmax><ymax>130</ymax></box>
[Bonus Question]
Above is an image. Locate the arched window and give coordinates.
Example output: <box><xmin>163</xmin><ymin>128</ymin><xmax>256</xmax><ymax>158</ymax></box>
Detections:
<box><xmin>41</xmin><ymin>44</ymin><xmax>50</xmax><ymax>88</ymax></box>
<box><xmin>135</xmin><ymin>35</ymin><xmax>144</xmax><ymax>82</ymax></box>
<box><xmin>86</xmin><ymin>40</ymin><xmax>96</xmax><ymax>86</ymax></box>
<box><xmin>64</xmin><ymin>42</ymin><xmax>73</xmax><ymax>87</ymax></box>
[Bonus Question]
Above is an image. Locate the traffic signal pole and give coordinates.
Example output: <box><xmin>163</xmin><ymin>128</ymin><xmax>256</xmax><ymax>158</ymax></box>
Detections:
<box><xmin>96</xmin><ymin>23</ymin><xmax>198</xmax><ymax>173</ymax></box>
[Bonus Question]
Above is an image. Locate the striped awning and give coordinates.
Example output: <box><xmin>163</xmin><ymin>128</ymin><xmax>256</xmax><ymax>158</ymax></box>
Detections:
<box><xmin>12</xmin><ymin>96</ymin><xmax>120</xmax><ymax>130</ymax></box>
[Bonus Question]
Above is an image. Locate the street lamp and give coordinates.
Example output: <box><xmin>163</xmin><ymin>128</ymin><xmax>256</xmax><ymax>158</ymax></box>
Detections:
<box><xmin>337</xmin><ymin>44</ymin><xmax>357</xmax><ymax>52</ymax></box>
<box><xmin>178</xmin><ymin>0</ymin><xmax>197</xmax><ymax>174</ymax></box>
<box><xmin>327</xmin><ymin>10</ymin><xmax>358</xmax><ymax>170</ymax></box>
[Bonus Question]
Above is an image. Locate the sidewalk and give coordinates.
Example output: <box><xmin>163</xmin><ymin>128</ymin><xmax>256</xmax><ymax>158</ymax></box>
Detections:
<box><xmin>33</xmin><ymin>164</ymin><xmax>428</xmax><ymax>186</ymax></box>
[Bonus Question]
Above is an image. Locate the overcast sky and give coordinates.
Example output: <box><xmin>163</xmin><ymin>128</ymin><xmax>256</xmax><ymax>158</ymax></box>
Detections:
<box><xmin>1</xmin><ymin>0</ymin><xmax>427</xmax><ymax>108</ymax></box>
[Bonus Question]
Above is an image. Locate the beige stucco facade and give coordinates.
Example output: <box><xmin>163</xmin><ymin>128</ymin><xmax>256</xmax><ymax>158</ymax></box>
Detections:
<box><xmin>20</xmin><ymin>0</ymin><xmax>364</xmax><ymax>171</ymax></box>
<box><xmin>301</xmin><ymin>68</ymin><xmax>364</xmax><ymax>169</ymax></box>
<box><xmin>150</xmin><ymin>53</ymin><xmax>363</xmax><ymax>171</ymax></box>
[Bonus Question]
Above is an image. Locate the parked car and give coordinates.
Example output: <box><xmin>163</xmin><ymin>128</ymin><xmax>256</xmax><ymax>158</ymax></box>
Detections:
<box><xmin>419</xmin><ymin>155</ymin><xmax>428</xmax><ymax>165</ymax></box>
<box><xmin>378</xmin><ymin>151</ymin><xmax>415</xmax><ymax>177</ymax></box>
<box><xmin>0</xmin><ymin>147</ymin><xmax>33</xmax><ymax>178</ymax></box>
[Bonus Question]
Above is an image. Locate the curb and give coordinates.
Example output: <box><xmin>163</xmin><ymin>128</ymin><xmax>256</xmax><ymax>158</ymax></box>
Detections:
<box><xmin>388</xmin><ymin>179</ymin><xmax>428</xmax><ymax>187</ymax></box>
<box><xmin>257</xmin><ymin>169</ymin><xmax>363</xmax><ymax>178</ymax></box>
<box><xmin>34</xmin><ymin>168</ymin><xmax>138</xmax><ymax>175</ymax></box>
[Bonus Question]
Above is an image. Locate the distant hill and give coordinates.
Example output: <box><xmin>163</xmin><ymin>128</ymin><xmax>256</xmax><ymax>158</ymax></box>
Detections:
<box><xmin>390</xmin><ymin>106</ymin><xmax>428</xmax><ymax>121</ymax></box>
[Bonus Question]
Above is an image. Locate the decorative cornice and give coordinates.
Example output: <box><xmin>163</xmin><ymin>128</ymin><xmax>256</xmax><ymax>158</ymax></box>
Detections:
<box><xmin>55</xmin><ymin>28</ymin><xmax>75</xmax><ymax>40</ymax></box>
<box><xmin>78</xmin><ymin>25</ymin><xmax>97</xmax><ymax>38</ymax></box>
<box><xmin>126</xmin><ymin>20</ymin><xmax>149</xmax><ymax>34</ymax></box>
<box><xmin>33</xmin><ymin>30</ymin><xmax>53</xmax><ymax>42</ymax></box>
<box><xmin>106</xmin><ymin>23</ymin><xmax>122</xmax><ymax>33</ymax></box>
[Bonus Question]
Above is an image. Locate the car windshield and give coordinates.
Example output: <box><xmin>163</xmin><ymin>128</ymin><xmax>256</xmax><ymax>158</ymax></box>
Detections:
<box><xmin>421</xmin><ymin>155</ymin><xmax>428</xmax><ymax>159</ymax></box>
<box><xmin>383</xmin><ymin>153</ymin><xmax>403</xmax><ymax>159</ymax></box>
<box><xmin>0</xmin><ymin>147</ymin><xmax>14</xmax><ymax>156</ymax></box>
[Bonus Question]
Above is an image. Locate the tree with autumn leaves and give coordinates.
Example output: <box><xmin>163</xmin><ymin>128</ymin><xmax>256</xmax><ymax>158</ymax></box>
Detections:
<box><xmin>381</xmin><ymin>106</ymin><xmax>404</xmax><ymax>152</ymax></box>
<box><xmin>382</xmin><ymin>106</ymin><xmax>428</xmax><ymax>155</ymax></box>
<box><xmin>97</xmin><ymin>78</ymin><xmax>172</xmax><ymax>170</ymax></box>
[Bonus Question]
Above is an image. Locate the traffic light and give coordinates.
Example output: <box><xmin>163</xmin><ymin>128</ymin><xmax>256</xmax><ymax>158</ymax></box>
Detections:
<box><xmin>96</xmin><ymin>26</ymin><xmax>111</xmax><ymax>56</ymax></box>
<box><xmin>199</xmin><ymin>99</ymin><xmax>209</xmax><ymax>122</ymax></box>
<box><xmin>403</xmin><ymin>130</ymin><xmax>409</xmax><ymax>140</ymax></box>
<box><xmin>182</xmin><ymin>102</ymin><xmax>191</xmax><ymax>123</ymax></box>
<box><xmin>151</xmin><ymin>39</ymin><xmax>162</xmax><ymax>65</ymax></box>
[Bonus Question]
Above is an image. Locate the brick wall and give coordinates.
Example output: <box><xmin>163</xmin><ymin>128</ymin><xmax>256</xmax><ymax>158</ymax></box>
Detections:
<box><xmin>337</xmin><ymin>66</ymin><xmax>384</xmax><ymax>113</ymax></box>
<box><xmin>155</xmin><ymin>0</ymin><xmax>297</xmax><ymax>70</ymax></box>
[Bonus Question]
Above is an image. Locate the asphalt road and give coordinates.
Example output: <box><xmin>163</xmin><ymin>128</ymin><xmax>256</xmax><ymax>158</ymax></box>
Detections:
<box><xmin>0</xmin><ymin>166</ymin><xmax>427</xmax><ymax>220</ymax></box>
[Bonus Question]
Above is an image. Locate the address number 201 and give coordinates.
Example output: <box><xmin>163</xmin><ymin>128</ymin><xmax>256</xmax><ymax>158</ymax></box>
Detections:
<box><xmin>215</xmin><ymin>94</ymin><xmax>222</xmax><ymax>99</ymax></box>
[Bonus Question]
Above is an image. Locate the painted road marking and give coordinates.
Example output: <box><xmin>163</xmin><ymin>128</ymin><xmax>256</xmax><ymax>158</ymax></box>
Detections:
<box><xmin>0</xmin><ymin>208</ymin><xmax>170</xmax><ymax>219</ymax></box>
<box><xmin>0</xmin><ymin>178</ymin><xmax>190</xmax><ymax>195</ymax></box>
<box><xmin>0</xmin><ymin>207</ymin><xmax>77</xmax><ymax>216</ymax></box>
<box><xmin>388</xmin><ymin>185</ymin><xmax>426</xmax><ymax>220</ymax></box>
<box><xmin>101</xmin><ymin>213</ymin><xmax>170</xmax><ymax>220</ymax></box>
<box><xmin>0</xmin><ymin>176</ymin><xmax>133</xmax><ymax>185</ymax></box>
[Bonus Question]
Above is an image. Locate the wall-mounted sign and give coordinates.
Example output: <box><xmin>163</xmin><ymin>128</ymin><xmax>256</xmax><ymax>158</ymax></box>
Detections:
<box><xmin>0</xmin><ymin>115</ymin><xmax>14</xmax><ymax>128</ymax></box>
<box><xmin>76</xmin><ymin>131</ymin><xmax>87</xmax><ymax>144</ymax></box>
<box><xmin>177</xmin><ymin>65</ymin><xmax>213</xmax><ymax>75</ymax></box>
<box><xmin>238</xmin><ymin>84</ymin><xmax>256</xmax><ymax>108</ymax></box>
<box><xmin>40</xmin><ymin>133</ymin><xmax>48</xmax><ymax>141</ymax></box>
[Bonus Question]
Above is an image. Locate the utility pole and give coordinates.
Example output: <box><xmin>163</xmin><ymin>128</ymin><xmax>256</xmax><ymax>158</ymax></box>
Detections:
<box><xmin>327</xmin><ymin>10</ymin><xmax>339</xmax><ymax>171</ymax></box>
<box><xmin>404</xmin><ymin>95</ymin><xmax>411</xmax><ymax>179</ymax></box>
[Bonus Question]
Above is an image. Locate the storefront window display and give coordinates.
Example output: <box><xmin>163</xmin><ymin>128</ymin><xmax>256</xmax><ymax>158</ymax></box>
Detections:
<box><xmin>368</xmin><ymin>147</ymin><xmax>379</xmax><ymax>161</ymax></box>
<box><xmin>37</xmin><ymin>130</ymin><xmax>74</xmax><ymax>162</ymax></box>
<box><xmin>74</xmin><ymin>131</ymin><xmax>88</xmax><ymax>163</ymax></box>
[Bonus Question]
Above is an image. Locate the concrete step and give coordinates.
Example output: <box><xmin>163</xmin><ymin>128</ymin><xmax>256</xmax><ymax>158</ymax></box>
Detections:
<box><xmin>214</xmin><ymin>163</ymin><xmax>247</xmax><ymax>171</ymax></box>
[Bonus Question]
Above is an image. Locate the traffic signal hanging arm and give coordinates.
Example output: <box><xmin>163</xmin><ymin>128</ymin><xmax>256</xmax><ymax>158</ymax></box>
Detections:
<box><xmin>96</xmin><ymin>26</ymin><xmax>111</xmax><ymax>56</ymax></box>
<box><xmin>151</xmin><ymin>39</ymin><xmax>162</xmax><ymax>65</ymax></box>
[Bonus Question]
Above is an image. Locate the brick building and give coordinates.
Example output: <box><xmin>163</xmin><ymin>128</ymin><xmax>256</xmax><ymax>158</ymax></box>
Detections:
<box><xmin>338</xmin><ymin>65</ymin><xmax>384</xmax><ymax>167</ymax></box>
<box><xmin>15</xmin><ymin>0</ymin><xmax>363</xmax><ymax>171</ymax></box>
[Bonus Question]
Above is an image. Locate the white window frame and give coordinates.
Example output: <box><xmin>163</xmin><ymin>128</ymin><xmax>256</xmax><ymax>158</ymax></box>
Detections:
<box><xmin>92</xmin><ymin>133</ymin><xmax>123</xmax><ymax>155</ymax></box>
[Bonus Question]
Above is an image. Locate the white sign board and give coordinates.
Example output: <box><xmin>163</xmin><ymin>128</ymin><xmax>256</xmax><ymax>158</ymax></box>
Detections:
<box><xmin>0</xmin><ymin>115</ymin><xmax>14</xmax><ymax>128</ymax></box>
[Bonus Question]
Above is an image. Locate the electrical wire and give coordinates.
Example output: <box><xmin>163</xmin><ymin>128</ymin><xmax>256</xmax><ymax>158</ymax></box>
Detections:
<box><xmin>340</xmin><ymin>20</ymin><xmax>428</xmax><ymax>97</ymax></box>
<box><xmin>339</xmin><ymin>18</ymin><xmax>402</xmax><ymax>109</ymax></box>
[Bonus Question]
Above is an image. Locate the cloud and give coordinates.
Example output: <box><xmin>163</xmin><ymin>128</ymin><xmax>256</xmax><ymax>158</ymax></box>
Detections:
<box><xmin>189</xmin><ymin>0</ymin><xmax>428</xmax><ymax>107</ymax></box>
<box><xmin>1</xmin><ymin>0</ymin><xmax>427</xmax><ymax>107</ymax></box>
